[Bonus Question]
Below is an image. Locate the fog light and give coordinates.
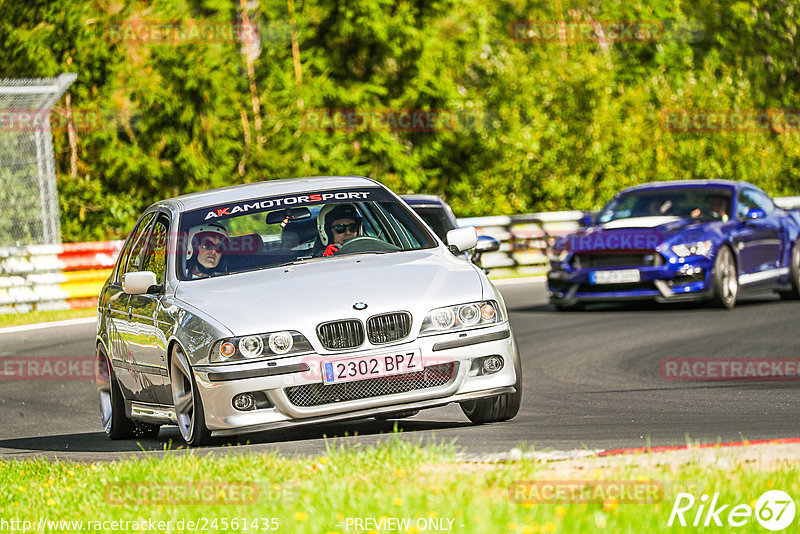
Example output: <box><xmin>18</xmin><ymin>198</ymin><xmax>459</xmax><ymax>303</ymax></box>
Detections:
<box><xmin>483</xmin><ymin>356</ymin><xmax>504</xmax><ymax>374</ymax></box>
<box><xmin>232</xmin><ymin>393</ymin><xmax>255</xmax><ymax>411</ymax></box>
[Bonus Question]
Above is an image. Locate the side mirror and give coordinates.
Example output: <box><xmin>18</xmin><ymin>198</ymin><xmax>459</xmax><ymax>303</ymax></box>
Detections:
<box><xmin>123</xmin><ymin>271</ymin><xmax>159</xmax><ymax>295</ymax></box>
<box><xmin>578</xmin><ymin>213</ymin><xmax>594</xmax><ymax>227</ymax></box>
<box><xmin>746</xmin><ymin>208</ymin><xmax>766</xmax><ymax>220</ymax></box>
<box><xmin>475</xmin><ymin>235</ymin><xmax>500</xmax><ymax>253</ymax></box>
<box><xmin>446</xmin><ymin>226</ymin><xmax>478</xmax><ymax>253</ymax></box>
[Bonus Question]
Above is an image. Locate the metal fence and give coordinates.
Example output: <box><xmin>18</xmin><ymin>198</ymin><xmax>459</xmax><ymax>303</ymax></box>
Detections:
<box><xmin>0</xmin><ymin>73</ymin><xmax>76</xmax><ymax>247</ymax></box>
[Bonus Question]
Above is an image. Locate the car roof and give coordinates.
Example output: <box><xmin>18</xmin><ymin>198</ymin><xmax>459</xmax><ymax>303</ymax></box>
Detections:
<box><xmin>620</xmin><ymin>179</ymin><xmax>743</xmax><ymax>195</ymax></box>
<box><xmin>150</xmin><ymin>176</ymin><xmax>381</xmax><ymax>212</ymax></box>
<box><xmin>400</xmin><ymin>194</ymin><xmax>448</xmax><ymax>206</ymax></box>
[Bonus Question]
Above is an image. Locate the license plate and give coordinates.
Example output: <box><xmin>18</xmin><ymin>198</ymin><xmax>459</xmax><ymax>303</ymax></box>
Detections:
<box><xmin>590</xmin><ymin>269</ymin><xmax>641</xmax><ymax>284</ymax></box>
<box><xmin>322</xmin><ymin>350</ymin><xmax>423</xmax><ymax>385</ymax></box>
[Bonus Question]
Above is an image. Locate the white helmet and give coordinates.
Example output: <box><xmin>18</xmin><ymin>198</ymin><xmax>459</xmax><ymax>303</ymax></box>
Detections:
<box><xmin>316</xmin><ymin>204</ymin><xmax>362</xmax><ymax>246</ymax></box>
<box><xmin>186</xmin><ymin>222</ymin><xmax>229</xmax><ymax>260</ymax></box>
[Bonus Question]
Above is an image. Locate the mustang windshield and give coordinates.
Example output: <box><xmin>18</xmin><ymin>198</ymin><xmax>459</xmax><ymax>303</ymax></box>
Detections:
<box><xmin>597</xmin><ymin>188</ymin><xmax>733</xmax><ymax>224</ymax></box>
<box><xmin>178</xmin><ymin>187</ymin><xmax>437</xmax><ymax>280</ymax></box>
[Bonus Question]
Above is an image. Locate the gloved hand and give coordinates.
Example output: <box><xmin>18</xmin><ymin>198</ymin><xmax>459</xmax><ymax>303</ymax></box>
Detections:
<box><xmin>323</xmin><ymin>244</ymin><xmax>341</xmax><ymax>256</ymax></box>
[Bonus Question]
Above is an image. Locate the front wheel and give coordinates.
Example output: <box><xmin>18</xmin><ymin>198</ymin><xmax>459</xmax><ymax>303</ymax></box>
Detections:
<box><xmin>170</xmin><ymin>346</ymin><xmax>212</xmax><ymax>446</ymax></box>
<box><xmin>460</xmin><ymin>342</ymin><xmax>523</xmax><ymax>424</ymax></box>
<box><xmin>779</xmin><ymin>242</ymin><xmax>800</xmax><ymax>300</ymax></box>
<box><xmin>711</xmin><ymin>246</ymin><xmax>738</xmax><ymax>309</ymax></box>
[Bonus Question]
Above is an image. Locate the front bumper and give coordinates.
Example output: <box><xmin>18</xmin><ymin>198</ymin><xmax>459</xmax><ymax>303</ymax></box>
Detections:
<box><xmin>190</xmin><ymin>323</ymin><xmax>517</xmax><ymax>435</ymax></box>
<box><xmin>547</xmin><ymin>255</ymin><xmax>715</xmax><ymax>304</ymax></box>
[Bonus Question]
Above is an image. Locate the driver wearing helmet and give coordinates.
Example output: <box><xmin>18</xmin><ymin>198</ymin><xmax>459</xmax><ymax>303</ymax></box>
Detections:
<box><xmin>186</xmin><ymin>222</ymin><xmax>229</xmax><ymax>278</ymax></box>
<box><xmin>316</xmin><ymin>204</ymin><xmax>362</xmax><ymax>257</ymax></box>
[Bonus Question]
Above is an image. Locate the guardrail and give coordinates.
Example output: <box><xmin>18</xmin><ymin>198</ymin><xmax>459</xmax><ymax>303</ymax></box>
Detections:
<box><xmin>1</xmin><ymin>196</ymin><xmax>797</xmax><ymax>314</ymax></box>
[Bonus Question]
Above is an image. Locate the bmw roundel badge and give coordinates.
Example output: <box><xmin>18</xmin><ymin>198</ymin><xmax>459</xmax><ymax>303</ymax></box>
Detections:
<box><xmin>353</xmin><ymin>302</ymin><xmax>368</xmax><ymax>310</ymax></box>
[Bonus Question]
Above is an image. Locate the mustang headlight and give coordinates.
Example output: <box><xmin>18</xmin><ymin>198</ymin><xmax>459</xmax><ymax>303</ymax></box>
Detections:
<box><xmin>671</xmin><ymin>240</ymin><xmax>713</xmax><ymax>258</ymax></box>
<box><xmin>210</xmin><ymin>330</ymin><xmax>312</xmax><ymax>363</ymax></box>
<box><xmin>420</xmin><ymin>300</ymin><xmax>505</xmax><ymax>334</ymax></box>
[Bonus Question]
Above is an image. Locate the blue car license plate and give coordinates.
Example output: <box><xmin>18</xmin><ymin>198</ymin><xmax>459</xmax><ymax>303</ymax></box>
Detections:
<box><xmin>590</xmin><ymin>269</ymin><xmax>641</xmax><ymax>284</ymax></box>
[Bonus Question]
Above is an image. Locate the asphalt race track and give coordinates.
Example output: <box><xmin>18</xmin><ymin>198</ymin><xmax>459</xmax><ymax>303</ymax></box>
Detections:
<box><xmin>1</xmin><ymin>278</ymin><xmax>799</xmax><ymax>461</ymax></box>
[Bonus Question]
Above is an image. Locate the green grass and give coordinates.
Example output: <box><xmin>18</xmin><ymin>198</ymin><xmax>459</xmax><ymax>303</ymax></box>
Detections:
<box><xmin>0</xmin><ymin>308</ymin><xmax>96</xmax><ymax>329</ymax></box>
<box><xmin>1</xmin><ymin>436</ymin><xmax>798</xmax><ymax>533</ymax></box>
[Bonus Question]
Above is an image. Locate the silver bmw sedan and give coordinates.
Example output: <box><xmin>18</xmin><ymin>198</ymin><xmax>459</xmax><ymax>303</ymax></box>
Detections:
<box><xmin>96</xmin><ymin>176</ymin><xmax>521</xmax><ymax>446</ymax></box>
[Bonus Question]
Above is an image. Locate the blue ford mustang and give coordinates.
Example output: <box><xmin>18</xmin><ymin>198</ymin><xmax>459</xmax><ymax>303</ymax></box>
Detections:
<box><xmin>547</xmin><ymin>180</ymin><xmax>800</xmax><ymax>309</ymax></box>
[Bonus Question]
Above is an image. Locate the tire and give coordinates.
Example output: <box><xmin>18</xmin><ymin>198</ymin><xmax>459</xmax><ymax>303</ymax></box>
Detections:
<box><xmin>170</xmin><ymin>346</ymin><xmax>212</xmax><ymax>446</ymax></box>
<box><xmin>97</xmin><ymin>346</ymin><xmax>135</xmax><ymax>440</ymax></box>
<box><xmin>711</xmin><ymin>245</ymin><xmax>738</xmax><ymax>309</ymax></box>
<box><xmin>779</xmin><ymin>242</ymin><xmax>800</xmax><ymax>300</ymax></box>
<box><xmin>460</xmin><ymin>340</ymin><xmax>523</xmax><ymax>424</ymax></box>
<box><xmin>374</xmin><ymin>410</ymin><xmax>420</xmax><ymax>420</ymax></box>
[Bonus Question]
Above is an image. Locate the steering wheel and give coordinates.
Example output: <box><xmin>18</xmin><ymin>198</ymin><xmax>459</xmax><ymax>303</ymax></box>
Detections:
<box><xmin>336</xmin><ymin>236</ymin><xmax>400</xmax><ymax>254</ymax></box>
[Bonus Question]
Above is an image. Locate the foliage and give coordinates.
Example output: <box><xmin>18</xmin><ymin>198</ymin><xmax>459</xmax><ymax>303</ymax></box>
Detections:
<box><xmin>1</xmin><ymin>0</ymin><xmax>799</xmax><ymax>241</ymax></box>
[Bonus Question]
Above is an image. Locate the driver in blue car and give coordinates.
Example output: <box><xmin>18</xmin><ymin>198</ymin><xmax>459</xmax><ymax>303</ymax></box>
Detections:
<box><xmin>319</xmin><ymin>204</ymin><xmax>362</xmax><ymax>256</ymax></box>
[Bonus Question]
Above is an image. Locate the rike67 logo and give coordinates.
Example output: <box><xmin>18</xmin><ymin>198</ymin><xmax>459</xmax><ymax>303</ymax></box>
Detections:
<box><xmin>669</xmin><ymin>490</ymin><xmax>796</xmax><ymax>531</ymax></box>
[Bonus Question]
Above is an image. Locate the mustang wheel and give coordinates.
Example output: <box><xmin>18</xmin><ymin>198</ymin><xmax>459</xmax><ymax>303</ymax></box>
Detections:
<box><xmin>779</xmin><ymin>242</ymin><xmax>800</xmax><ymax>300</ymax></box>
<box><xmin>170</xmin><ymin>346</ymin><xmax>211</xmax><ymax>446</ymax></box>
<box><xmin>711</xmin><ymin>245</ymin><xmax>738</xmax><ymax>309</ymax></box>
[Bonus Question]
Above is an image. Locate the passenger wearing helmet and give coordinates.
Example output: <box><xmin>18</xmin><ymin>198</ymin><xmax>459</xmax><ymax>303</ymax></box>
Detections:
<box><xmin>316</xmin><ymin>204</ymin><xmax>362</xmax><ymax>257</ymax></box>
<box><xmin>186</xmin><ymin>222</ymin><xmax>229</xmax><ymax>278</ymax></box>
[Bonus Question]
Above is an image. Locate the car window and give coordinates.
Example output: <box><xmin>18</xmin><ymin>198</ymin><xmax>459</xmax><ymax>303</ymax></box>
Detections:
<box><xmin>741</xmin><ymin>189</ymin><xmax>774</xmax><ymax>215</ymax></box>
<box><xmin>116</xmin><ymin>212</ymin><xmax>156</xmax><ymax>282</ymax></box>
<box><xmin>598</xmin><ymin>189</ymin><xmax>733</xmax><ymax>223</ymax></box>
<box><xmin>141</xmin><ymin>215</ymin><xmax>169</xmax><ymax>285</ymax></box>
<box><xmin>737</xmin><ymin>190</ymin><xmax>761</xmax><ymax>218</ymax></box>
<box><xmin>411</xmin><ymin>206</ymin><xmax>456</xmax><ymax>242</ymax></box>
<box><xmin>176</xmin><ymin>187</ymin><xmax>437</xmax><ymax>280</ymax></box>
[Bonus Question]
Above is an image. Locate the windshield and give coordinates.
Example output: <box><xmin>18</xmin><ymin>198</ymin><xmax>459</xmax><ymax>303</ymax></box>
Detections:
<box><xmin>177</xmin><ymin>187</ymin><xmax>438</xmax><ymax>280</ymax></box>
<box><xmin>597</xmin><ymin>188</ymin><xmax>733</xmax><ymax>224</ymax></box>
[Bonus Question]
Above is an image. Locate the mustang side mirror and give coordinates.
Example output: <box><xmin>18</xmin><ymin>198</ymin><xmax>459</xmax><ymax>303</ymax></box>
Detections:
<box><xmin>746</xmin><ymin>208</ymin><xmax>766</xmax><ymax>220</ymax></box>
<box><xmin>446</xmin><ymin>226</ymin><xmax>478</xmax><ymax>254</ymax></box>
<box><xmin>578</xmin><ymin>213</ymin><xmax>594</xmax><ymax>227</ymax></box>
<box><xmin>123</xmin><ymin>271</ymin><xmax>160</xmax><ymax>295</ymax></box>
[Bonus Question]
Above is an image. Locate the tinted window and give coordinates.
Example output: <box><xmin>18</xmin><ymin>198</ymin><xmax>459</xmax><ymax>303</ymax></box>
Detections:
<box><xmin>598</xmin><ymin>188</ymin><xmax>733</xmax><ymax>223</ymax></box>
<box><xmin>740</xmin><ymin>189</ymin><xmax>774</xmax><ymax>216</ymax></box>
<box><xmin>142</xmin><ymin>215</ymin><xmax>169</xmax><ymax>284</ymax></box>
<box><xmin>116</xmin><ymin>212</ymin><xmax>156</xmax><ymax>282</ymax></box>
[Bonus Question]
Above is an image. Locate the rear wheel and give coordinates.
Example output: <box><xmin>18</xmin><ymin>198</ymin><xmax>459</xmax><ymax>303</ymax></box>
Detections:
<box><xmin>711</xmin><ymin>246</ymin><xmax>738</xmax><ymax>309</ymax></box>
<box><xmin>170</xmin><ymin>346</ymin><xmax>212</xmax><ymax>446</ymax></box>
<box><xmin>97</xmin><ymin>346</ymin><xmax>135</xmax><ymax>439</ymax></box>
<box><xmin>779</xmin><ymin>243</ymin><xmax>800</xmax><ymax>300</ymax></box>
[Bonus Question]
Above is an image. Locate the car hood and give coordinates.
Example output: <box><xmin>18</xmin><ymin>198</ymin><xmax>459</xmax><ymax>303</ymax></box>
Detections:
<box><xmin>173</xmin><ymin>249</ymin><xmax>482</xmax><ymax>338</ymax></box>
<box><xmin>562</xmin><ymin>217</ymin><xmax>727</xmax><ymax>253</ymax></box>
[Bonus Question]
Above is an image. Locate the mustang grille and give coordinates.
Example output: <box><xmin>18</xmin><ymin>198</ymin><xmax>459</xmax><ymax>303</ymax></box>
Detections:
<box><xmin>317</xmin><ymin>320</ymin><xmax>365</xmax><ymax>350</ymax></box>
<box><xmin>572</xmin><ymin>253</ymin><xmax>664</xmax><ymax>269</ymax></box>
<box><xmin>367</xmin><ymin>312</ymin><xmax>412</xmax><ymax>344</ymax></box>
<box><xmin>285</xmin><ymin>362</ymin><xmax>457</xmax><ymax>407</ymax></box>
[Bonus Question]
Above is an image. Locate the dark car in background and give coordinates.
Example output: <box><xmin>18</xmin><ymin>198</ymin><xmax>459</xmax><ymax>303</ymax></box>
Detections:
<box><xmin>402</xmin><ymin>195</ymin><xmax>500</xmax><ymax>268</ymax></box>
<box><xmin>548</xmin><ymin>180</ymin><xmax>800</xmax><ymax>309</ymax></box>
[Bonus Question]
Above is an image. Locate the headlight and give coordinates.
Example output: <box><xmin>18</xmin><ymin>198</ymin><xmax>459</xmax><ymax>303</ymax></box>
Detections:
<box><xmin>210</xmin><ymin>330</ymin><xmax>312</xmax><ymax>363</ymax></box>
<box><xmin>671</xmin><ymin>240</ymin><xmax>713</xmax><ymax>257</ymax></box>
<box><xmin>420</xmin><ymin>300</ymin><xmax>505</xmax><ymax>334</ymax></box>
